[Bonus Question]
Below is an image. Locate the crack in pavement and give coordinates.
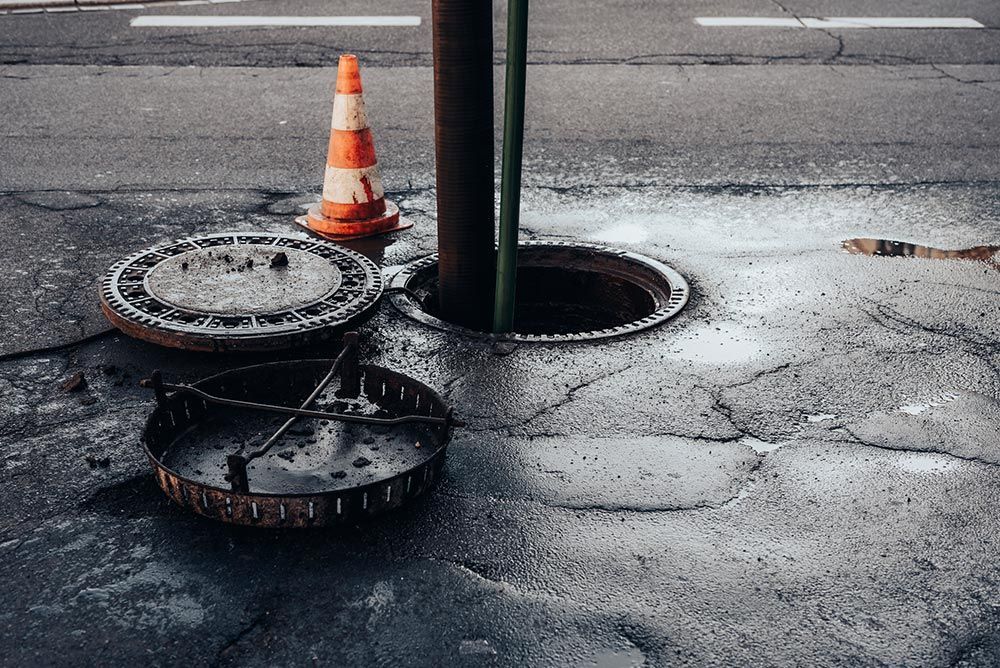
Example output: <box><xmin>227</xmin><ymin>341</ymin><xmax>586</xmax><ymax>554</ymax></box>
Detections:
<box><xmin>423</xmin><ymin>557</ymin><xmax>580</xmax><ymax>611</ymax></box>
<box><xmin>693</xmin><ymin>362</ymin><xmax>803</xmax><ymax>444</ymax></box>
<box><xmin>211</xmin><ymin>612</ymin><xmax>269</xmax><ymax>668</ymax></box>
<box><xmin>867</xmin><ymin>304</ymin><xmax>1000</xmax><ymax>351</ymax></box>
<box><xmin>766</xmin><ymin>0</ymin><xmax>845</xmax><ymax>62</ymax></box>
<box><xmin>3</xmin><ymin>181</ymin><xmax>1000</xmax><ymax>201</ymax></box>
<box><xmin>534</xmin><ymin>180</ymin><xmax>1000</xmax><ymax>196</ymax></box>
<box><xmin>4</xmin><ymin>51</ymin><xmax>1000</xmax><ymax>69</ymax></box>
<box><xmin>835</xmin><ymin>427</ymin><xmax>1000</xmax><ymax>469</ymax></box>
<box><xmin>0</xmin><ymin>328</ymin><xmax>116</xmax><ymax>365</ymax></box>
<box><xmin>928</xmin><ymin>63</ymin><xmax>1000</xmax><ymax>95</ymax></box>
<box><xmin>466</xmin><ymin>363</ymin><xmax>637</xmax><ymax>434</ymax></box>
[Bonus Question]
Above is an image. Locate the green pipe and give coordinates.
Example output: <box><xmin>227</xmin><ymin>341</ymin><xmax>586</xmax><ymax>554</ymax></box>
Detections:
<box><xmin>493</xmin><ymin>0</ymin><xmax>529</xmax><ymax>333</ymax></box>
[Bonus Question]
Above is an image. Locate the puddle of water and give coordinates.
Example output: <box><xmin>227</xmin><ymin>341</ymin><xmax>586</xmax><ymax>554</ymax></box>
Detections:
<box><xmin>587</xmin><ymin>647</ymin><xmax>646</xmax><ymax>668</ymax></box>
<box><xmin>899</xmin><ymin>393</ymin><xmax>960</xmax><ymax>416</ymax></box>
<box><xmin>668</xmin><ymin>323</ymin><xmax>764</xmax><ymax>364</ymax></box>
<box><xmin>896</xmin><ymin>452</ymin><xmax>957</xmax><ymax>474</ymax></box>
<box><xmin>741</xmin><ymin>437</ymin><xmax>785</xmax><ymax>454</ymax></box>
<box><xmin>513</xmin><ymin>436</ymin><xmax>756</xmax><ymax>511</ymax></box>
<box><xmin>843</xmin><ymin>238</ymin><xmax>999</xmax><ymax>266</ymax></box>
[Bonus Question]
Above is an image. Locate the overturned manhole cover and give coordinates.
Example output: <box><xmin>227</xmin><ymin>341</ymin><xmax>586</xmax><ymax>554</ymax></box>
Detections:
<box><xmin>389</xmin><ymin>241</ymin><xmax>689</xmax><ymax>342</ymax></box>
<box><xmin>100</xmin><ymin>233</ymin><xmax>382</xmax><ymax>351</ymax></box>
<box><xmin>141</xmin><ymin>334</ymin><xmax>454</xmax><ymax>527</ymax></box>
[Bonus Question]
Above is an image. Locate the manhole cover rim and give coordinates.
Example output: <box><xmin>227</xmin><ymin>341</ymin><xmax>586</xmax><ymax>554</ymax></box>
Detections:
<box><xmin>100</xmin><ymin>232</ymin><xmax>384</xmax><ymax>351</ymax></box>
<box><xmin>388</xmin><ymin>240</ymin><xmax>690</xmax><ymax>342</ymax></box>
<box><xmin>143</xmin><ymin>358</ymin><xmax>452</xmax><ymax>526</ymax></box>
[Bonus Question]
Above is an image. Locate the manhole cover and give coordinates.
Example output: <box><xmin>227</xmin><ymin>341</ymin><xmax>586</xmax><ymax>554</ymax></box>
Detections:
<box><xmin>100</xmin><ymin>233</ymin><xmax>383</xmax><ymax>351</ymax></box>
<box><xmin>141</xmin><ymin>333</ymin><xmax>455</xmax><ymax>527</ymax></box>
<box><xmin>389</xmin><ymin>241</ymin><xmax>689</xmax><ymax>342</ymax></box>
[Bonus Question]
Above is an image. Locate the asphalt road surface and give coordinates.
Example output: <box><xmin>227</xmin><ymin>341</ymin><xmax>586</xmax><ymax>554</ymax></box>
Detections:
<box><xmin>2</xmin><ymin>0</ymin><xmax>1000</xmax><ymax>665</ymax></box>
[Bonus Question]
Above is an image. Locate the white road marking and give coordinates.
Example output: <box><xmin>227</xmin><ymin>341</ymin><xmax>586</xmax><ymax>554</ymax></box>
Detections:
<box><xmin>696</xmin><ymin>16</ymin><xmax>984</xmax><ymax>28</ymax></box>
<box><xmin>696</xmin><ymin>17</ymin><xmax>802</xmax><ymax>27</ymax></box>
<box><xmin>0</xmin><ymin>0</ymin><xmax>254</xmax><ymax>15</ymax></box>
<box><xmin>802</xmin><ymin>17</ymin><xmax>984</xmax><ymax>29</ymax></box>
<box><xmin>131</xmin><ymin>15</ymin><xmax>422</xmax><ymax>27</ymax></box>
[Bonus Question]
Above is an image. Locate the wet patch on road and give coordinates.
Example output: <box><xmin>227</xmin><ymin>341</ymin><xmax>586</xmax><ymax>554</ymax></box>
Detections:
<box><xmin>445</xmin><ymin>434</ymin><xmax>761</xmax><ymax>512</ymax></box>
<box><xmin>15</xmin><ymin>191</ymin><xmax>101</xmax><ymax>211</ymax></box>
<box><xmin>3</xmin><ymin>183</ymin><xmax>1000</xmax><ymax>665</ymax></box>
<box><xmin>667</xmin><ymin>321</ymin><xmax>766</xmax><ymax>365</ymax></box>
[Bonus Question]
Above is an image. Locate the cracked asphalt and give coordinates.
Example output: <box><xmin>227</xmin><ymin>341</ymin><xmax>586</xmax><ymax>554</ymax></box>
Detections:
<box><xmin>2</xmin><ymin>0</ymin><xmax>1000</xmax><ymax>665</ymax></box>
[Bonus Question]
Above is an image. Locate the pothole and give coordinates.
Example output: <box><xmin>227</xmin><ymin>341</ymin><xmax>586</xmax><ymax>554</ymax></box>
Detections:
<box><xmin>388</xmin><ymin>241</ymin><xmax>689</xmax><ymax>342</ymax></box>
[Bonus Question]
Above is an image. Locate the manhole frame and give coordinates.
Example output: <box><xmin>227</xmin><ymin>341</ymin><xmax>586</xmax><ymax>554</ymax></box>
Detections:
<box><xmin>100</xmin><ymin>232</ymin><xmax>384</xmax><ymax>352</ymax></box>
<box><xmin>388</xmin><ymin>240</ymin><xmax>690</xmax><ymax>342</ymax></box>
<box><xmin>142</xmin><ymin>355</ymin><xmax>454</xmax><ymax>528</ymax></box>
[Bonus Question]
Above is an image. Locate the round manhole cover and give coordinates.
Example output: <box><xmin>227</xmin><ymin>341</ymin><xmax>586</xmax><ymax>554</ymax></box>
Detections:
<box><xmin>100</xmin><ymin>233</ymin><xmax>383</xmax><ymax>351</ymax></box>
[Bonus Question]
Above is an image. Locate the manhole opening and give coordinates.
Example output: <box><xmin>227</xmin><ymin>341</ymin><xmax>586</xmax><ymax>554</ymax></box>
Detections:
<box><xmin>421</xmin><ymin>265</ymin><xmax>655</xmax><ymax>334</ymax></box>
<box><xmin>389</xmin><ymin>241</ymin><xmax>690</xmax><ymax>342</ymax></box>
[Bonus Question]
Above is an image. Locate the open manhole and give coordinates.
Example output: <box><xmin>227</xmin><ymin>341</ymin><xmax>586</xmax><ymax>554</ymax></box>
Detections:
<box><xmin>389</xmin><ymin>241</ymin><xmax>689</xmax><ymax>342</ymax></box>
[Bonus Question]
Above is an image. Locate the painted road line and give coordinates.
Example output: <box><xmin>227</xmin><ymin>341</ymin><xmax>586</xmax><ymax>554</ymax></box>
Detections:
<box><xmin>695</xmin><ymin>16</ymin><xmax>984</xmax><ymax>28</ymax></box>
<box><xmin>131</xmin><ymin>15</ymin><xmax>422</xmax><ymax>27</ymax></box>
<box><xmin>801</xmin><ymin>17</ymin><xmax>984</xmax><ymax>29</ymax></box>
<box><xmin>695</xmin><ymin>17</ymin><xmax>802</xmax><ymax>27</ymax></box>
<box><xmin>0</xmin><ymin>0</ymin><xmax>255</xmax><ymax>15</ymax></box>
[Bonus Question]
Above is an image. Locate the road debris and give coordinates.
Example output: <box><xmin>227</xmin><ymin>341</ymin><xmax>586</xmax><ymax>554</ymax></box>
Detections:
<box><xmin>60</xmin><ymin>371</ymin><xmax>87</xmax><ymax>392</ymax></box>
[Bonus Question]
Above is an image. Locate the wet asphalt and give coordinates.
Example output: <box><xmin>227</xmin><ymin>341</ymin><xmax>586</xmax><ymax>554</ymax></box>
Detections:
<box><xmin>2</xmin><ymin>0</ymin><xmax>1000</xmax><ymax>665</ymax></box>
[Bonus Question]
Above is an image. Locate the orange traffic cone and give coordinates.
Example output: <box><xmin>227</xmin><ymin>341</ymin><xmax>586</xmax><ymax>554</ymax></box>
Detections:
<box><xmin>297</xmin><ymin>54</ymin><xmax>411</xmax><ymax>241</ymax></box>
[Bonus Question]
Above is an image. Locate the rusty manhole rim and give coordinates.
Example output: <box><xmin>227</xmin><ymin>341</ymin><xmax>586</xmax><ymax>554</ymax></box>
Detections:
<box><xmin>142</xmin><ymin>357</ymin><xmax>453</xmax><ymax>527</ymax></box>
<box><xmin>100</xmin><ymin>232</ymin><xmax>383</xmax><ymax>352</ymax></box>
<box><xmin>388</xmin><ymin>240</ymin><xmax>690</xmax><ymax>342</ymax></box>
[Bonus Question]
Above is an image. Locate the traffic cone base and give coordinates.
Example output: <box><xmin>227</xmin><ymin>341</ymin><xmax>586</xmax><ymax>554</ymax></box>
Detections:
<box><xmin>297</xmin><ymin>200</ymin><xmax>413</xmax><ymax>241</ymax></box>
